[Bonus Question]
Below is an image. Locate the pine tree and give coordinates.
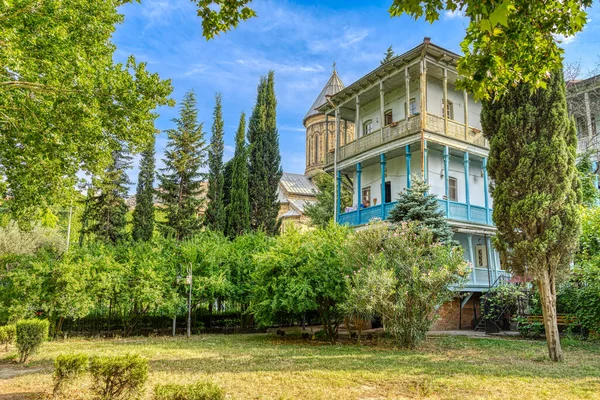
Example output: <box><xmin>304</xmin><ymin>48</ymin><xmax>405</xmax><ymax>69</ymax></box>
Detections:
<box><xmin>381</xmin><ymin>45</ymin><xmax>395</xmax><ymax>65</ymax></box>
<box><xmin>204</xmin><ymin>93</ymin><xmax>226</xmax><ymax>232</ymax></box>
<box><xmin>158</xmin><ymin>90</ymin><xmax>207</xmax><ymax>241</ymax></box>
<box><xmin>226</xmin><ymin>112</ymin><xmax>251</xmax><ymax>237</ymax></box>
<box><xmin>82</xmin><ymin>144</ymin><xmax>132</xmax><ymax>243</ymax></box>
<box><xmin>132</xmin><ymin>138</ymin><xmax>156</xmax><ymax>241</ymax></box>
<box><xmin>388</xmin><ymin>177</ymin><xmax>454</xmax><ymax>244</ymax></box>
<box><xmin>304</xmin><ymin>172</ymin><xmax>351</xmax><ymax>228</ymax></box>
<box><xmin>481</xmin><ymin>69</ymin><xmax>580</xmax><ymax>362</ymax></box>
<box><xmin>248</xmin><ymin>71</ymin><xmax>282</xmax><ymax>234</ymax></box>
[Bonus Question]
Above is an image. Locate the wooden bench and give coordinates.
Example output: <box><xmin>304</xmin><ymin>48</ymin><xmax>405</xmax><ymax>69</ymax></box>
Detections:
<box><xmin>525</xmin><ymin>314</ymin><xmax>577</xmax><ymax>327</ymax></box>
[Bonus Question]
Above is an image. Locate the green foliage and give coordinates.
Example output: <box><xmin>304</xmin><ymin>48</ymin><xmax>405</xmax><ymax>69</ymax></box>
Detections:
<box><xmin>252</xmin><ymin>223</ymin><xmax>351</xmax><ymax>340</ymax></box>
<box><xmin>389</xmin><ymin>0</ymin><xmax>593</xmax><ymax>99</ymax></box>
<box><xmin>346</xmin><ymin>222</ymin><xmax>468</xmax><ymax>348</ymax></box>
<box><xmin>480</xmin><ymin>284</ymin><xmax>527</xmax><ymax>321</ymax></box>
<box><xmin>132</xmin><ymin>138</ymin><xmax>156</xmax><ymax>242</ymax></box>
<box><xmin>248</xmin><ymin>72</ymin><xmax>282</xmax><ymax>235</ymax></box>
<box><xmin>0</xmin><ymin>1</ymin><xmax>173</xmax><ymax>218</ymax></box>
<box><xmin>90</xmin><ymin>354</ymin><xmax>148</xmax><ymax>400</ymax></box>
<box><xmin>153</xmin><ymin>381</ymin><xmax>225</xmax><ymax>400</ymax></box>
<box><xmin>0</xmin><ymin>324</ymin><xmax>16</xmax><ymax>350</ymax></box>
<box><xmin>53</xmin><ymin>353</ymin><xmax>89</xmax><ymax>396</ymax></box>
<box><xmin>304</xmin><ymin>172</ymin><xmax>351</xmax><ymax>228</ymax></box>
<box><xmin>205</xmin><ymin>93</ymin><xmax>226</xmax><ymax>233</ymax></box>
<box><xmin>515</xmin><ymin>316</ymin><xmax>545</xmax><ymax>339</ymax></box>
<box><xmin>226</xmin><ymin>113</ymin><xmax>251</xmax><ymax>238</ymax></box>
<box><xmin>0</xmin><ymin>221</ymin><xmax>65</xmax><ymax>256</ymax></box>
<box><xmin>82</xmin><ymin>145</ymin><xmax>132</xmax><ymax>244</ymax></box>
<box><xmin>560</xmin><ymin>262</ymin><xmax>600</xmax><ymax>335</ymax></box>
<box><xmin>482</xmin><ymin>69</ymin><xmax>580</xmax><ymax>361</ymax></box>
<box><xmin>388</xmin><ymin>177</ymin><xmax>455</xmax><ymax>244</ymax></box>
<box><xmin>158</xmin><ymin>90</ymin><xmax>207</xmax><ymax>240</ymax></box>
<box><xmin>193</xmin><ymin>0</ymin><xmax>257</xmax><ymax>39</ymax></box>
<box><xmin>16</xmin><ymin>319</ymin><xmax>49</xmax><ymax>363</ymax></box>
<box><xmin>381</xmin><ymin>45</ymin><xmax>395</xmax><ymax>65</ymax></box>
<box><xmin>577</xmin><ymin>153</ymin><xmax>598</xmax><ymax>208</ymax></box>
<box><xmin>578</xmin><ymin>206</ymin><xmax>600</xmax><ymax>263</ymax></box>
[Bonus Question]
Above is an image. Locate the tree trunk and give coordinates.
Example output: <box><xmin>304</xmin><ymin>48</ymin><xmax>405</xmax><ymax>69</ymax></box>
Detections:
<box><xmin>537</xmin><ymin>269</ymin><xmax>563</xmax><ymax>362</ymax></box>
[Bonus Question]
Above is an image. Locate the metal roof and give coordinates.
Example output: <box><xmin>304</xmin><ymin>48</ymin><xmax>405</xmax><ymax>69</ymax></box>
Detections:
<box><xmin>303</xmin><ymin>69</ymin><xmax>345</xmax><ymax>123</ymax></box>
<box><xmin>279</xmin><ymin>172</ymin><xmax>318</xmax><ymax>196</ymax></box>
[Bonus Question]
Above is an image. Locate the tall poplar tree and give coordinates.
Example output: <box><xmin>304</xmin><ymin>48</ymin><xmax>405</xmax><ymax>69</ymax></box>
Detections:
<box><xmin>204</xmin><ymin>93</ymin><xmax>226</xmax><ymax>232</ymax></box>
<box><xmin>481</xmin><ymin>69</ymin><xmax>581</xmax><ymax>362</ymax></box>
<box><xmin>248</xmin><ymin>71</ymin><xmax>282</xmax><ymax>235</ymax></box>
<box><xmin>158</xmin><ymin>90</ymin><xmax>207</xmax><ymax>241</ymax></box>
<box><xmin>82</xmin><ymin>144</ymin><xmax>132</xmax><ymax>243</ymax></box>
<box><xmin>226</xmin><ymin>113</ymin><xmax>251</xmax><ymax>237</ymax></box>
<box><xmin>132</xmin><ymin>138</ymin><xmax>156</xmax><ymax>241</ymax></box>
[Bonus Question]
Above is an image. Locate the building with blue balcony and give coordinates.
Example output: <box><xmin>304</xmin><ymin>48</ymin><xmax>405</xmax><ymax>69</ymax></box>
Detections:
<box><xmin>304</xmin><ymin>39</ymin><xmax>509</xmax><ymax>327</ymax></box>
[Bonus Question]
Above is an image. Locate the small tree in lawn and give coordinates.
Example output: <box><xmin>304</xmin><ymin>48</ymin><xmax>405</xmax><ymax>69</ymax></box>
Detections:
<box><xmin>481</xmin><ymin>69</ymin><xmax>581</xmax><ymax>362</ymax></box>
<box><xmin>388</xmin><ymin>177</ymin><xmax>455</xmax><ymax>244</ymax></box>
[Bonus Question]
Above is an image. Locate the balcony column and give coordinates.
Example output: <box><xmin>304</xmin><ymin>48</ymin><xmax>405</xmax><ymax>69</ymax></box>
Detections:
<box><xmin>380</xmin><ymin>80</ymin><xmax>385</xmax><ymax>141</ymax></box>
<box><xmin>380</xmin><ymin>153</ymin><xmax>386</xmax><ymax>219</ymax></box>
<box><xmin>443</xmin><ymin>68</ymin><xmax>448</xmax><ymax>135</ymax></box>
<box><xmin>483</xmin><ymin>157</ymin><xmax>490</xmax><ymax>224</ymax></box>
<box><xmin>443</xmin><ymin>146</ymin><xmax>450</xmax><ymax>217</ymax></box>
<box><xmin>333</xmin><ymin>107</ymin><xmax>340</xmax><ymax>223</ymax></box>
<box><xmin>486</xmin><ymin>236</ymin><xmax>495</xmax><ymax>283</ymax></box>
<box><xmin>585</xmin><ymin>91</ymin><xmax>593</xmax><ymax>138</ymax></box>
<box><xmin>336</xmin><ymin>170</ymin><xmax>342</xmax><ymax>223</ymax></box>
<box><xmin>405</xmin><ymin>144</ymin><xmax>412</xmax><ymax>188</ymax></box>
<box><xmin>463</xmin><ymin>90</ymin><xmax>469</xmax><ymax>139</ymax></box>
<box><xmin>405</xmin><ymin>67</ymin><xmax>410</xmax><ymax>122</ymax></box>
<box><xmin>464</xmin><ymin>152</ymin><xmax>471</xmax><ymax>220</ymax></box>
<box><xmin>467</xmin><ymin>234</ymin><xmax>475</xmax><ymax>284</ymax></box>
<box><xmin>356</xmin><ymin>162</ymin><xmax>362</xmax><ymax>225</ymax></box>
<box><xmin>423</xmin><ymin>140</ymin><xmax>429</xmax><ymax>184</ymax></box>
<box><xmin>355</xmin><ymin>95</ymin><xmax>361</xmax><ymax>138</ymax></box>
<box><xmin>420</xmin><ymin>59</ymin><xmax>427</xmax><ymax>177</ymax></box>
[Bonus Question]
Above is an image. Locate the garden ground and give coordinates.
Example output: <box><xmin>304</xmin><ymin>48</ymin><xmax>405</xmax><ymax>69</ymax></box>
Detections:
<box><xmin>1</xmin><ymin>333</ymin><xmax>599</xmax><ymax>399</ymax></box>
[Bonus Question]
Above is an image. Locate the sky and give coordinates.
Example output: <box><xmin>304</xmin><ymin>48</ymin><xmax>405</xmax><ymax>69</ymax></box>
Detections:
<box><xmin>112</xmin><ymin>0</ymin><xmax>600</xmax><ymax>192</ymax></box>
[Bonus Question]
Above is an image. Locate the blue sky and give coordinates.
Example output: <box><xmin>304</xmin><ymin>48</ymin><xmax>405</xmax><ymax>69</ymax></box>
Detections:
<box><xmin>113</xmin><ymin>0</ymin><xmax>600</xmax><ymax>191</ymax></box>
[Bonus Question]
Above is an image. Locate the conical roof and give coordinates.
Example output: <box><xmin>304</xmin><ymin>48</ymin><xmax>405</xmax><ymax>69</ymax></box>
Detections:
<box><xmin>303</xmin><ymin>67</ymin><xmax>345</xmax><ymax>124</ymax></box>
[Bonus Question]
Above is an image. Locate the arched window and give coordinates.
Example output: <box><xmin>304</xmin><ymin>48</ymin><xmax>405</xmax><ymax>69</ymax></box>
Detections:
<box><xmin>314</xmin><ymin>134</ymin><xmax>320</xmax><ymax>163</ymax></box>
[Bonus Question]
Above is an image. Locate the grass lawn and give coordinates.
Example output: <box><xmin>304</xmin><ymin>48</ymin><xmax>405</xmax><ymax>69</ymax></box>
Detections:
<box><xmin>1</xmin><ymin>333</ymin><xmax>600</xmax><ymax>399</ymax></box>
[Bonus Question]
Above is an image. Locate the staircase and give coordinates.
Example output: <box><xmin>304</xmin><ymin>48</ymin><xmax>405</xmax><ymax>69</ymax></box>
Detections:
<box><xmin>473</xmin><ymin>275</ymin><xmax>521</xmax><ymax>332</ymax></box>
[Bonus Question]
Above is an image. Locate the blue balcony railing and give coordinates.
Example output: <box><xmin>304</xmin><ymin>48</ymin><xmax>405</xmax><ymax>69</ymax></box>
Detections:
<box><xmin>338</xmin><ymin>199</ymin><xmax>492</xmax><ymax>226</ymax></box>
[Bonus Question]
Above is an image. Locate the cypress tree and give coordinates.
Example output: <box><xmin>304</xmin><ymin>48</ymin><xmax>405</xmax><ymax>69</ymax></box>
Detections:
<box><xmin>222</xmin><ymin>159</ymin><xmax>233</xmax><ymax>210</ymax></box>
<box><xmin>388</xmin><ymin>177</ymin><xmax>454</xmax><ymax>244</ymax></box>
<box><xmin>248</xmin><ymin>71</ymin><xmax>282</xmax><ymax>235</ymax></box>
<box><xmin>304</xmin><ymin>172</ymin><xmax>351</xmax><ymax>228</ymax></box>
<box><xmin>132</xmin><ymin>137</ymin><xmax>155</xmax><ymax>241</ymax></box>
<box><xmin>82</xmin><ymin>144</ymin><xmax>132</xmax><ymax>243</ymax></box>
<box><xmin>226</xmin><ymin>112</ymin><xmax>251</xmax><ymax>237</ymax></box>
<box><xmin>158</xmin><ymin>90</ymin><xmax>207</xmax><ymax>241</ymax></box>
<box><xmin>204</xmin><ymin>93</ymin><xmax>226</xmax><ymax>232</ymax></box>
<box><xmin>381</xmin><ymin>45</ymin><xmax>395</xmax><ymax>65</ymax></box>
<box><xmin>481</xmin><ymin>69</ymin><xmax>580</xmax><ymax>362</ymax></box>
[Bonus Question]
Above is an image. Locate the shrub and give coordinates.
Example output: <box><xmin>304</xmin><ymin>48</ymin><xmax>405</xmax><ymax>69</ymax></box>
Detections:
<box><xmin>89</xmin><ymin>354</ymin><xmax>148</xmax><ymax>400</ymax></box>
<box><xmin>53</xmin><ymin>353</ymin><xmax>89</xmax><ymax>396</ymax></box>
<box><xmin>480</xmin><ymin>284</ymin><xmax>527</xmax><ymax>329</ymax></box>
<box><xmin>345</xmin><ymin>221</ymin><xmax>469</xmax><ymax>348</ymax></box>
<box><xmin>0</xmin><ymin>324</ymin><xmax>16</xmax><ymax>350</ymax></box>
<box><xmin>16</xmin><ymin>319</ymin><xmax>49</xmax><ymax>363</ymax></box>
<box><xmin>515</xmin><ymin>316</ymin><xmax>545</xmax><ymax>338</ymax></box>
<box><xmin>153</xmin><ymin>381</ymin><xmax>225</xmax><ymax>400</ymax></box>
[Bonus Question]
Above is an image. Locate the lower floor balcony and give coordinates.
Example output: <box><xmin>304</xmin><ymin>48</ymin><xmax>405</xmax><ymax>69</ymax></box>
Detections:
<box><xmin>338</xmin><ymin>198</ymin><xmax>491</xmax><ymax>226</ymax></box>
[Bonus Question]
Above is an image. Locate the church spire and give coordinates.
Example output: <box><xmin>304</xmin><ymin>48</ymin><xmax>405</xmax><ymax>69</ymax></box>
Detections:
<box><xmin>303</xmin><ymin>64</ymin><xmax>345</xmax><ymax>124</ymax></box>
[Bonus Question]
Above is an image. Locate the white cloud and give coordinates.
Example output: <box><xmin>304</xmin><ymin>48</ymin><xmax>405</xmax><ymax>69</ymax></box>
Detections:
<box><xmin>444</xmin><ymin>9</ymin><xmax>465</xmax><ymax>19</ymax></box>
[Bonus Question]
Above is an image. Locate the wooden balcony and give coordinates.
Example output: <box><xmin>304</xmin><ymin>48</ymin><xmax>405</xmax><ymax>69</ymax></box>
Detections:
<box><xmin>326</xmin><ymin>114</ymin><xmax>488</xmax><ymax>166</ymax></box>
<box><xmin>578</xmin><ymin>135</ymin><xmax>600</xmax><ymax>154</ymax></box>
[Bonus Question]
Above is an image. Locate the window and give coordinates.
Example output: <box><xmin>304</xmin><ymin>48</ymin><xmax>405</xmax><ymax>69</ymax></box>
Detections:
<box><xmin>361</xmin><ymin>187</ymin><xmax>371</xmax><ymax>208</ymax></box>
<box><xmin>384</xmin><ymin>110</ymin><xmax>393</xmax><ymax>126</ymax></box>
<box><xmin>385</xmin><ymin>181</ymin><xmax>392</xmax><ymax>203</ymax></box>
<box><xmin>314</xmin><ymin>134</ymin><xmax>319</xmax><ymax>163</ymax></box>
<box><xmin>363</xmin><ymin>120</ymin><xmax>373</xmax><ymax>135</ymax></box>
<box><xmin>475</xmin><ymin>244</ymin><xmax>488</xmax><ymax>268</ymax></box>
<box><xmin>442</xmin><ymin>100</ymin><xmax>454</xmax><ymax>120</ymax></box>
<box><xmin>577</xmin><ymin>116</ymin><xmax>586</xmax><ymax>137</ymax></box>
<box><xmin>448</xmin><ymin>177</ymin><xmax>458</xmax><ymax>201</ymax></box>
<box><xmin>409</xmin><ymin>98</ymin><xmax>417</xmax><ymax>115</ymax></box>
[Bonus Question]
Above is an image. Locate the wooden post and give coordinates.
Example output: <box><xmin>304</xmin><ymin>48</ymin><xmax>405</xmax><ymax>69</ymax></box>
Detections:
<box><xmin>443</xmin><ymin>68</ymin><xmax>448</xmax><ymax>135</ymax></box>
<box><xmin>355</xmin><ymin>95</ymin><xmax>361</xmax><ymax>138</ymax></box>
<box><xmin>380</xmin><ymin>80</ymin><xmax>385</xmax><ymax>141</ymax></box>
<box><xmin>463</xmin><ymin>90</ymin><xmax>469</xmax><ymax>140</ymax></box>
<box><xmin>324</xmin><ymin>113</ymin><xmax>329</xmax><ymax>154</ymax></box>
<box><xmin>405</xmin><ymin>67</ymin><xmax>410</xmax><ymax>122</ymax></box>
<box><xmin>420</xmin><ymin>59</ymin><xmax>427</xmax><ymax>179</ymax></box>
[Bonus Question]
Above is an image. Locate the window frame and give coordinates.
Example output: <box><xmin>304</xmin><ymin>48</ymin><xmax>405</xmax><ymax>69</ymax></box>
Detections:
<box><xmin>442</xmin><ymin>100</ymin><xmax>454</xmax><ymax>120</ymax></box>
<box><xmin>361</xmin><ymin>186</ymin><xmax>371</xmax><ymax>208</ymax></box>
<box><xmin>363</xmin><ymin>119</ymin><xmax>373</xmax><ymax>135</ymax></box>
<box><xmin>448</xmin><ymin>176</ymin><xmax>458</xmax><ymax>202</ymax></box>
<box><xmin>384</xmin><ymin>181</ymin><xmax>392</xmax><ymax>203</ymax></box>
<box><xmin>384</xmin><ymin>109</ymin><xmax>393</xmax><ymax>126</ymax></box>
<box><xmin>409</xmin><ymin>98</ymin><xmax>417</xmax><ymax>115</ymax></box>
